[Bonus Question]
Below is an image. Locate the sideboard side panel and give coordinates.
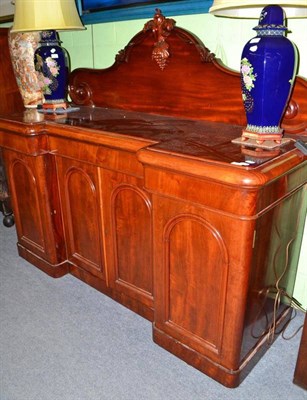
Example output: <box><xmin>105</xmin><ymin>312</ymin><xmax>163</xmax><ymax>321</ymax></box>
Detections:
<box><xmin>3</xmin><ymin>149</ymin><xmax>67</xmax><ymax>276</ymax></box>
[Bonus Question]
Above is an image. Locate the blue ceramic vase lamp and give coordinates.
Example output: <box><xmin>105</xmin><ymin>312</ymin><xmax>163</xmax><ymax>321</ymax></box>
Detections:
<box><xmin>237</xmin><ymin>5</ymin><xmax>297</xmax><ymax>149</ymax></box>
<box><xmin>34</xmin><ymin>30</ymin><xmax>70</xmax><ymax>110</ymax></box>
<box><xmin>210</xmin><ymin>1</ymin><xmax>307</xmax><ymax>149</ymax></box>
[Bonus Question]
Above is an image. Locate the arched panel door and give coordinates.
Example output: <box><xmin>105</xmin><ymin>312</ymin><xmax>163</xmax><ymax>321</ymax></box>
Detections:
<box><xmin>111</xmin><ymin>184</ymin><xmax>153</xmax><ymax>303</ymax></box>
<box><xmin>56</xmin><ymin>157</ymin><xmax>105</xmax><ymax>279</ymax></box>
<box><xmin>3</xmin><ymin>150</ymin><xmax>60</xmax><ymax>266</ymax></box>
<box><xmin>156</xmin><ymin>212</ymin><xmax>229</xmax><ymax>356</ymax></box>
<box><xmin>101</xmin><ymin>168</ymin><xmax>153</xmax><ymax>313</ymax></box>
<box><xmin>9</xmin><ymin>157</ymin><xmax>44</xmax><ymax>251</ymax></box>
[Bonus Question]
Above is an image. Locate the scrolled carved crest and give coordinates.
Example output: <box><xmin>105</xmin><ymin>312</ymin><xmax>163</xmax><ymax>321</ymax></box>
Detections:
<box><xmin>115</xmin><ymin>48</ymin><xmax>127</xmax><ymax>64</ymax></box>
<box><xmin>69</xmin><ymin>81</ymin><xmax>93</xmax><ymax>106</ymax></box>
<box><xmin>197</xmin><ymin>45</ymin><xmax>216</xmax><ymax>63</ymax></box>
<box><xmin>284</xmin><ymin>99</ymin><xmax>299</xmax><ymax>119</ymax></box>
<box><xmin>143</xmin><ymin>9</ymin><xmax>176</xmax><ymax>70</ymax></box>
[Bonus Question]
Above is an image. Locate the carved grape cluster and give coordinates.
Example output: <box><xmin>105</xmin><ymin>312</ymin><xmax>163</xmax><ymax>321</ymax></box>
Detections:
<box><xmin>152</xmin><ymin>41</ymin><xmax>169</xmax><ymax>70</ymax></box>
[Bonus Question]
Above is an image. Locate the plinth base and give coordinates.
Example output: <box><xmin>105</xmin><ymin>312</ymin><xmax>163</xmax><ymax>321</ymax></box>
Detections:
<box><xmin>42</xmin><ymin>101</ymin><xmax>67</xmax><ymax>110</ymax></box>
<box><xmin>232</xmin><ymin>130</ymin><xmax>291</xmax><ymax>149</ymax></box>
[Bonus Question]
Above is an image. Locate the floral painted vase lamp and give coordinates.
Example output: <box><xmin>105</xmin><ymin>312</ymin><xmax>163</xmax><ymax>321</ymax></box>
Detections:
<box><xmin>210</xmin><ymin>0</ymin><xmax>307</xmax><ymax>149</ymax></box>
<box><xmin>9</xmin><ymin>30</ymin><xmax>43</xmax><ymax>108</ymax></box>
<box><xmin>11</xmin><ymin>0</ymin><xmax>85</xmax><ymax>111</ymax></box>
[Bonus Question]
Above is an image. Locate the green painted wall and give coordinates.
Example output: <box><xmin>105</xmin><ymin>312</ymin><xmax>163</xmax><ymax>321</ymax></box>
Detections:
<box><xmin>60</xmin><ymin>13</ymin><xmax>307</xmax><ymax>78</ymax></box>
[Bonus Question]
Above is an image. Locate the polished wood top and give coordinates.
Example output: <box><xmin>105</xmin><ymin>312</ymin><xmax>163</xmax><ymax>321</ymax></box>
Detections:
<box><xmin>0</xmin><ymin>107</ymin><xmax>304</xmax><ymax>176</ymax></box>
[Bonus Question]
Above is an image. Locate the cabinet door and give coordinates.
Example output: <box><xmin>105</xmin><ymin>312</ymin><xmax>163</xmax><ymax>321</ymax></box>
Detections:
<box><xmin>56</xmin><ymin>156</ymin><xmax>105</xmax><ymax>280</ymax></box>
<box><xmin>3</xmin><ymin>150</ymin><xmax>65</xmax><ymax>269</ymax></box>
<box><xmin>153</xmin><ymin>195</ymin><xmax>230</xmax><ymax>357</ymax></box>
<box><xmin>101</xmin><ymin>169</ymin><xmax>153</xmax><ymax>309</ymax></box>
<box><xmin>151</xmin><ymin>192</ymin><xmax>258</xmax><ymax>369</ymax></box>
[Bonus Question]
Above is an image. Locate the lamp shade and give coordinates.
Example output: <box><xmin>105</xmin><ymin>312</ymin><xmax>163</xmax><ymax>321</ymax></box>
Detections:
<box><xmin>209</xmin><ymin>1</ymin><xmax>307</xmax><ymax>18</ymax></box>
<box><xmin>11</xmin><ymin>0</ymin><xmax>85</xmax><ymax>32</ymax></box>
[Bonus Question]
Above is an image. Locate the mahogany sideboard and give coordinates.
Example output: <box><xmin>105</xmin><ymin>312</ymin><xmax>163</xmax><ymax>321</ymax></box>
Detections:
<box><xmin>0</xmin><ymin>11</ymin><xmax>306</xmax><ymax>387</ymax></box>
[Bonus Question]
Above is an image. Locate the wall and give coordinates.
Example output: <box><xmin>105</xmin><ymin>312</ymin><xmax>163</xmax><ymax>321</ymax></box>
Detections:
<box><xmin>60</xmin><ymin>13</ymin><xmax>307</xmax><ymax>77</ymax></box>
